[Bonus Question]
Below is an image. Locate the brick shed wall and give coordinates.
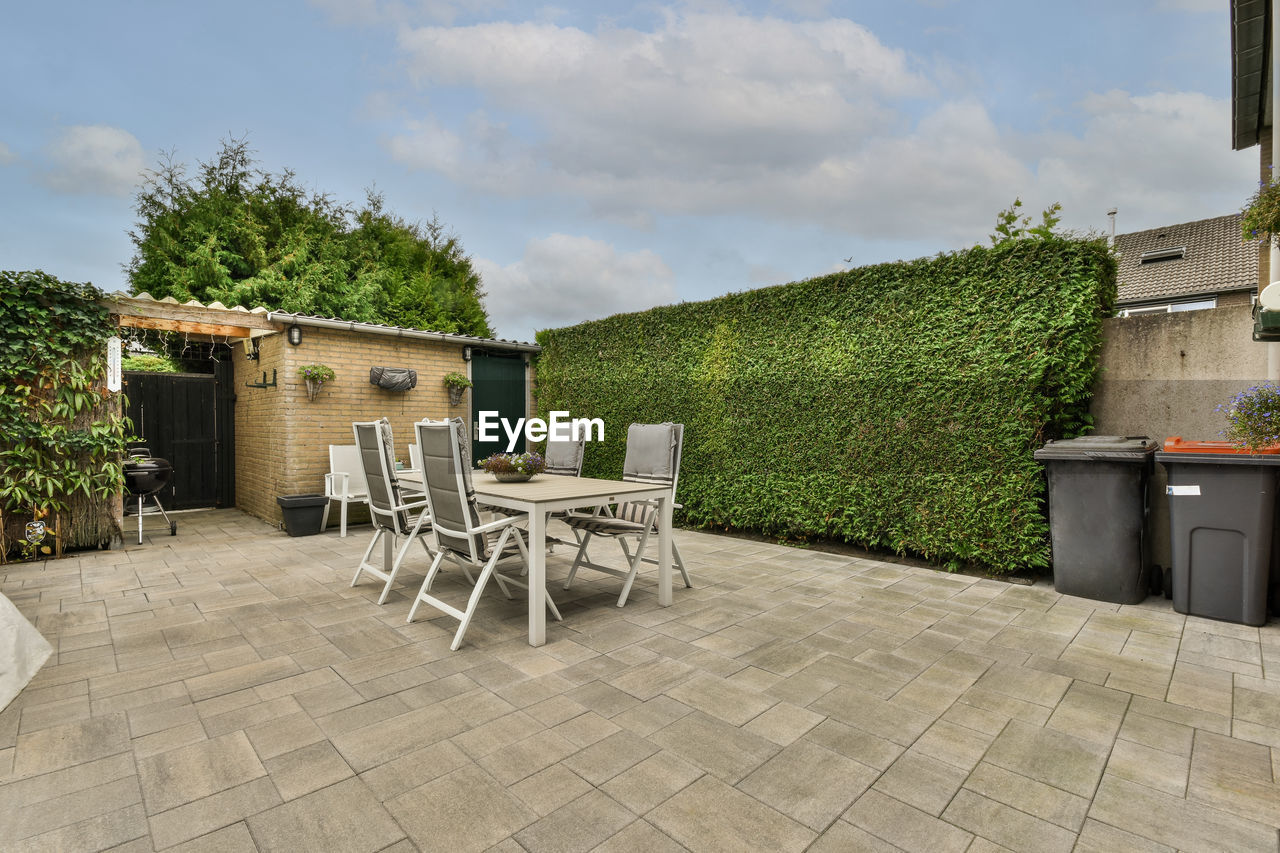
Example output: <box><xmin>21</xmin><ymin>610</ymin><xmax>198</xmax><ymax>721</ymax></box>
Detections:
<box><xmin>233</xmin><ymin>325</ymin><xmax>533</xmax><ymax>527</ymax></box>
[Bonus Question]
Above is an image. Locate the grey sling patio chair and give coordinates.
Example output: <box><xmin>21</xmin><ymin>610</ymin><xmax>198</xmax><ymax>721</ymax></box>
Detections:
<box><xmin>544</xmin><ymin>433</ymin><xmax>586</xmax><ymax>477</ymax></box>
<box><xmin>409</xmin><ymin>418</ymin><xmax>562</xmax><ymax>650</ymax></box>
<box><xmin>350</xmin><ymin>419</ymin><xmax>433</xmax><ymax>605</ymax></box>
<box><xmin>562</xmin><ymin>422</ymin><xmax>691</xmax><ymax>607</ymax></box>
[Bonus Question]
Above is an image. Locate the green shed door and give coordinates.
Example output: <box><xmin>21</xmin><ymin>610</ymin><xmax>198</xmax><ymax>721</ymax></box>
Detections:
<box><xmin>471</xmin><ymin>351</ymin><xmax>527</xmax><ymax>462</ymax></box>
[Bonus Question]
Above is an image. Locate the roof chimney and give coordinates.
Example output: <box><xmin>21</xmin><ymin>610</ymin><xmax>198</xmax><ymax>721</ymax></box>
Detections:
<box><xmin>1106</xmin><ymin>208</ymin><xmax>1117</xmax><ymax>247</ymax></box>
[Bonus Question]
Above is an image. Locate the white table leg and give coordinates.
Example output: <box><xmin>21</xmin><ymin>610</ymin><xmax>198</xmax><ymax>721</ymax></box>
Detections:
<box><xmin>658</xmin><ymin>491</ymin><xmax>673</xmax><ymax>606</ymax></box>
<box><xmin>528</xmin><ymin>508</ymin><xmax>547</xmax><ymax>646</ymax></box>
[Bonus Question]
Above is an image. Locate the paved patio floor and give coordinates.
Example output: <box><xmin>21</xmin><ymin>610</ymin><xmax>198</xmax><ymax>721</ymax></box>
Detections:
<box><xmin>2</xmin><ymin>508</ymin><xmax>1280</xmax><ymax>852</ymax></box>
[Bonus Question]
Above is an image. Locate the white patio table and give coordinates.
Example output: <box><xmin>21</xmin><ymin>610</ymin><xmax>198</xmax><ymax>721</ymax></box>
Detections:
<box><xmin>399</xmin><ymin>471</ymin><xmax>674</xmax><ymax>646</ymax></box>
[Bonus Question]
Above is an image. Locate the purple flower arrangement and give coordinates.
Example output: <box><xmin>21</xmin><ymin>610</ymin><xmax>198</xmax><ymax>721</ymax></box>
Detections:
<box><xmin>1217</xmin><ymin>383</ymin><xmax>1280</xmax><ymax>451</ymax></box>
<box><xmin>480</xmin><ymin>451</ymin><xmax>546</xmax><ymax>477</ymax></box>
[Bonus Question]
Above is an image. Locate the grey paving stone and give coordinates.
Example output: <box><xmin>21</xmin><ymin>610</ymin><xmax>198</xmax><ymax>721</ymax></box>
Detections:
<box><xmin>1073</xmin><ymin>818</ymin><xmax>1177</xmax><ymax>853</ymax></box>
<box><xmin>649</xmin><ymin>710</ymin><xmax>780</xmax><ymax>784</ymax></box>
<box><xmin>805</xmin><ymin>819</ymin><xmax>903</xmax><ymax>852</ymax></box>
<box><xmin>514</xmin><ymin>789</ymin><xmax>636</xmax><ymax>852</ymax></box>
<box><xmin>844</xmin><ymin>788</ymin><xmax>972</xmax><ymax>853</ymax></box>
<box><xmin>1089</xmin><ymin>774</ymin><xmax>1278</xmax><ymax>853</ymax></box>
<box><xmin>942</xmin><ymin>788</ymin><xmax>1077</xmax><ymax>853</ymax></box>
<box><xmin>600</xmin><ymin>749</ymin><xmax>704</xmax><ymax>814</ymax></box>
<box><xmin>561</xmin><ymin>729</ymin><xmax>658</xmax><ymax>785</ymax></box>
<box><xmin>963</xmin><ymin>761</ymin><xmax>1089</xmax><ymax>832</ymax></box>
<box><xmin>262</xmin><ymin>740</ymin><xmax>354</xmax><ymax>801</ymax></box>
<box><xmin>11</xmin><ymin>712</ymin><xmax>131</xmax><ymax>778</ymax></box>
<box><xmin>147</xmin><ymin>776</ymin><xmax>281</xmax><ymax>850</ymax></box>
<box><xmin>665</xmin><ymin>671</ymin><xmax>777</xmax><ymax>726</ymax></box>
<box><xmin>591</xmin><ymin>818</ymin><xmax>690</xmax><ymax>853</ymax></box>
<box><xmin>386</xmin><ymin>763</ymin><xmax>536</xmax><ymax>852</ymax></box>
<box><xmin>137</xmin><ymin>730</ymin><xmax>266</xmax><ymax>814</ymax></box>
<box><xmin>509</xmin><ymin>763</ymin><xmax>594</xmax><ymax>816</ymax></box>
<box><xmin>871</xmin><ymin>749</ymin><xmax>968</xmax><ymax>817</ymax></box>
<box><xmin>1105</xmin><ymin>738</ymin><xmax>1189</xmax><ymax>797</ymax></box>
<box><xmin>982</xmin><ymin>719</ymin><xmax>1109</xmax><ymax>798</ymax></box>
<box><xmin>165</xmin><ymin>822</ymin><xmax>258</xmax><ymax>853</ymax></box>
<box><xmin>649</xmin><ymin>775</ymin><xmax>814</xmax><ymax>853</ymax></box>
<box><xmin>246</xmin><ymin>777</ymin><xmax>403</xmax><ymax>852</ymax></box>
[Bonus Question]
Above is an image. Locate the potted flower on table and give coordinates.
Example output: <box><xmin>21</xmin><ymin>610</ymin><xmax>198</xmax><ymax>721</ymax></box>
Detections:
<box><xmin>480</xmin><ymin>451</ymin><xmax>546</xmax><ymax>482</ymax></box>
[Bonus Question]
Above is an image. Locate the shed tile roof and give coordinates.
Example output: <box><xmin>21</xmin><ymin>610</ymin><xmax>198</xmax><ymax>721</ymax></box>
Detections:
<box><xmin>111</xmin><ymin>291</ymin><xmax>539</xmax><ymax>350</ymax></box>
<box><xmin>1114</xmin><ymin>213</ymin><xmax>1258</xmax><ymax>305</ymax></box>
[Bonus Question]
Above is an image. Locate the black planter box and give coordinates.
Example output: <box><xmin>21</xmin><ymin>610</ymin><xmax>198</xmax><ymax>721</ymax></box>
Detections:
<box><xmin>276</xmin><ymin>494</ymin><xmax>329</xmax><ymax>537</ymax></box>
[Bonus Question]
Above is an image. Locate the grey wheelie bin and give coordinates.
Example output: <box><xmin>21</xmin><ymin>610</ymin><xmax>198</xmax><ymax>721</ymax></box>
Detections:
<box><xmin>1156</xmin><ymin>438</ymin><xmax>1280</xmax><ymax>626</ymax></box>
<box><xmin>1034</xmin><ymin>436</ymin><xmax>1159</xmax><ymax>604</ymax></box>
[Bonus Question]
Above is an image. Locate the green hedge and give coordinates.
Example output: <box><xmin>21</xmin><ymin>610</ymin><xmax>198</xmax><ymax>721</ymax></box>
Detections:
<box><xmin>535</xmin><ymin>239</ymin><xmax>1116</xmax><ymax>573</ymax></box>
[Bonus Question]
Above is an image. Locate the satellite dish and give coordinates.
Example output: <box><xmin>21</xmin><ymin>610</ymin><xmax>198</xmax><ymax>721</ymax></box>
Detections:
<box><xmin>1260</xmin><ymin>281</ymin><xmax>1280</xmax><ymax>310</ymax></box>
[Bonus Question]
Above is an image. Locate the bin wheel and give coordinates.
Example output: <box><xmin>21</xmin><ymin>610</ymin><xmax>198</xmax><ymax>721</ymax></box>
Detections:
<box><xmin>1163</xmin><ymin>566</ymin><xmax>1172</xmax><ymax>599</ymax></box>
<box><xmin>169</xmin><ymin>521</ymin><xmax>178</xmax><ymax>536</ymax></box>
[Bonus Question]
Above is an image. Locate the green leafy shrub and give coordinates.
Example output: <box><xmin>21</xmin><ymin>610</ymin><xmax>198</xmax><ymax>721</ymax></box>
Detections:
<box><xmin>444</xmin><ymin>371</ymin><xmax>473</xmax><ymax>389</ymax></box>
<box><xmin>1242</xmin><ymin>168</ymin><xmax>1280</xmax><ymax>243</ymax></box>
<box><xmin>536</xmin><ymin>238</ymin><xmax>1116</xmax><ymax>574</ymax></box>
<box><xmin>122</xmin><ymin>353</ymin><xmax>181</xmax><ymax>373</ymax></box>
<box><xmin>1</xmin><ymin>271</ymin><xmax>130</xmax><ymax>560</ymax></box>
<box><xmin>298</xmin><ymin>364</ymin><xmax>336</xmax><ymax>383</ymax></box>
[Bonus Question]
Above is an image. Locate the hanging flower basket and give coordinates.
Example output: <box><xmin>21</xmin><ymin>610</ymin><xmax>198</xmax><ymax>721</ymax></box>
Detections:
<box><xmin>444</xmin><ymin>371</ymin><xmax>472</xmax><ymax>407</ymax></box>
<box><xmin>299</xmin><ymin>364</ymin><xmax>335</xmax><ymax>402</ymax></box>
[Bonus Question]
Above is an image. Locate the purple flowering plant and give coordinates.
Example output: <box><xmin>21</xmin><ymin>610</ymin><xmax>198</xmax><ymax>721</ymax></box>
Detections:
<box><xmin>298</xmin><ymin>364</ymin><xmax>335</xmax><ymax>383</ymax></box>
<box><xmin>480</xmin><ymin>451</ymin><xmax>545</xmax><ymax>476</ymax></box>
<box><xmin>1217</xmin><ymin>383</ymin><xmax>1280</xmax><ymax>451</ymax></box>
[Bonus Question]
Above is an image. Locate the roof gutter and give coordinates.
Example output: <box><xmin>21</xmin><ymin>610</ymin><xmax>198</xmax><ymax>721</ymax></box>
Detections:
<box><xmin>266</xmin><ymin>312</ymin><xmax>541</xmax><ymax>354</ymax></box>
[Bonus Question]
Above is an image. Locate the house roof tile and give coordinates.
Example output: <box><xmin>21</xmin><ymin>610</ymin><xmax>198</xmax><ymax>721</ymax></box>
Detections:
<box><xmin>1114</xmin><ymin>213</ymin><xmax>1258</xmax><ymax>305</ymax></box>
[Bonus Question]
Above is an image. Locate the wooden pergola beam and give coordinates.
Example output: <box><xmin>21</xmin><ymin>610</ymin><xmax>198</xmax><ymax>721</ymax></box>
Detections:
<box><xmin>118</xmin><ymin>315</ymin><xmax>256</xmax><ymax>339</ymax></box>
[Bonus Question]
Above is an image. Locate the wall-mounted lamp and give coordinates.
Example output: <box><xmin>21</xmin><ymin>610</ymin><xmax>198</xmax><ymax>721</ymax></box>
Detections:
<box><xmin>287</xmin><ymin>324</ymin><xmax>302</xmax><ymax>346</ymax></box>
<box><xmin>245</xmin><ymin>336</ymin><xmax>260</xmax><ymax>361</ymax></box>
<box><xmin>462</xmin><ymin>346</ymin><xmax>472</xmax><ymax>362</ymax></box>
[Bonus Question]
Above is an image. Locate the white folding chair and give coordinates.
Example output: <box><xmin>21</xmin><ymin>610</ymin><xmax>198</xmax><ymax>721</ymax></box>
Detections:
<box><xmin>409</xmin><ymin>418</ymin><xmax>561</xmax><ymax>650</ymax></box>
<box><xmin>350</xmin><ymin>419</ymin><xmax>433</xmax><ymax>604</ymax></box>
<box><xmin>563</xmin><ymin>423</ymin><xmax>691</xmax><ymax>607</ymax></box>
<box><xmin>321</xmin><ymin>445</ymin><xmax>369</xmax><ymax>537</ymax></box>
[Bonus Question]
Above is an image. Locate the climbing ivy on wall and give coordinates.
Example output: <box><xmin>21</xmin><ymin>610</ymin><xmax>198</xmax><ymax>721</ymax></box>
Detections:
<box><xmin>536</xmin><ymin>238</ymin><xmax>1116</xmax><ymax>574</ymax></box>
<box><xmin>0</xmin><ymin>271</ymin><xmax>130</xmax><ymax>561</ymax></box>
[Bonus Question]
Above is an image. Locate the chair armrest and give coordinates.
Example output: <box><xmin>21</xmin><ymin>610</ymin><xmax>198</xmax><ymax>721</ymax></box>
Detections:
<box><xmin>390</xmin><ymin>497</ymin><xmax>430</xmax><ymax>514</ymax></box>
<box><xmin>472</xmin><ymin>513</ymin><xmax>530</xmax><ymax>534</ymax></box>
<box><xmin>324</xmin><ymin>472</ymin><xmax>349</xmax><ymax>497</ymax></box>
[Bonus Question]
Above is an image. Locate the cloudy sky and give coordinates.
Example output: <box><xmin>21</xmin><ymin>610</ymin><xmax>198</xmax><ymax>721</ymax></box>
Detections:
<box><xmin>1</xmin><ymin>0</ymin><xmax>1256</xmax><ymax>342</ymax></box>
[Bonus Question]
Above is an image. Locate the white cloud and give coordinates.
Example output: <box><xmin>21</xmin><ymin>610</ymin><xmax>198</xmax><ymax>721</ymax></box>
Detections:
<box><xmin>1028</xmin><ymin>90</ymin><xmax>1256</xmax><ymax>234</ymax></box>
<box><xmin>43</xmin><ymin>125</ymin><xmax>145</xmax><ymax>196</ymax></box>
<box><xmin>476</xmin><ymin>234</ymin><xmax>677</xmax><ymax>339</ymax></box>
<box><xmin>389</xmin><ymin>11</ymin><xmax>930</xmax><ymax>214</ymax></box>
<box><xmin>0</xmin><ymin>141</ymin><xmax>16</xmax><ymax>165</ymax></box>
<box><xmin>386</xmin><ymin>10</ymin><xmax>1253</xmax><ymax>245</ymax></box>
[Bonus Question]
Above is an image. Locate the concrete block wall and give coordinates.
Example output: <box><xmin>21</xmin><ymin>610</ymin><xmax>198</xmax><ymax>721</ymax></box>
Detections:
<box><xmin>1089</xmin><ymin>302</ymin><xmax>1275</xmax><ymax>568</ymax></box>
<box><xmin>231</xmin><ymin>326</ymin><xmax>532</xmax><ymax>527</ymax></box>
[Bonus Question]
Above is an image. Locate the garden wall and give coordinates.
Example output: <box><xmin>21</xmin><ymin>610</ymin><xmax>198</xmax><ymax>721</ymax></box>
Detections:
<box><xmin>536</xmin><ymin>240</ymin><xmax>1117</xmax><ymax>573</ymax></box>
<box><xmin>1090</xmin><ymin>303</ymin><xmax>1274</xmax><ymax>569</ymax></box>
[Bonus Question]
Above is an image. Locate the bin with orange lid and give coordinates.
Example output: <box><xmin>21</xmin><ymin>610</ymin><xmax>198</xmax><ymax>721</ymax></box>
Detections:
<box><xmin>1156</xmin><ymin>438</ymin><xmax>1280</xmax><ymax>626</ymax></box>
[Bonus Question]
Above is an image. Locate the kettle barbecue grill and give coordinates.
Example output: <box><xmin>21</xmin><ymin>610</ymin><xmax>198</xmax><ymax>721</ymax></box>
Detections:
<box><xmin>123</xmin><ymin>449</ymin><xmax>177</xmax><ymax>544</ymax></box>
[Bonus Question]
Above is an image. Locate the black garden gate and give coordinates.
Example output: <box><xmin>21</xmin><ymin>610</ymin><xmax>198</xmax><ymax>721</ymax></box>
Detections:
<box><xmin>123</xmin><ymin>361</ymin><xmax>235</xmax><ymax>510</ymax></box>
